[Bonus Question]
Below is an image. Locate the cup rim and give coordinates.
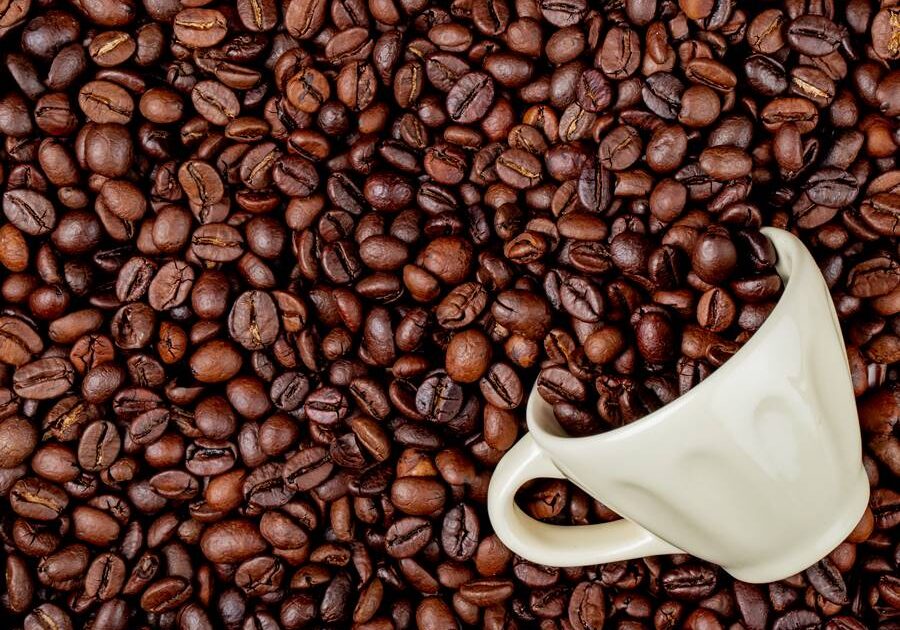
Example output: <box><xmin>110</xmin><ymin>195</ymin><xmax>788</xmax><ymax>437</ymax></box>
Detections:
<box><xmin>527</xmin><ymin>227</ymin><xmax>813</xmax><ymax>446</ymax></box>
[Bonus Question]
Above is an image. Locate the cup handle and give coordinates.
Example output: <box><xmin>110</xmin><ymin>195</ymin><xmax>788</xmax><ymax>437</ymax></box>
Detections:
<box><xmin>487</xmin><ymin>433</ymin><xmax>681</xmax><ymax>567</ymax></box>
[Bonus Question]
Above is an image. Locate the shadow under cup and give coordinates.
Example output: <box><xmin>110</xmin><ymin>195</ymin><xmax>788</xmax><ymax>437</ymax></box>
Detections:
<box><xmin>491</xmin><ymin>227</ymin><xmax>870</xmax><ymax>583</ymax></box>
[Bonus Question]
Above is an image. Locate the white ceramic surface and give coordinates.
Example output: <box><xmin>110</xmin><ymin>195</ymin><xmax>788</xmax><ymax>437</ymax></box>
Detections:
<box><xmin>487</xmin><ymin>227</ymin><xmax>870</xmax><ymax>583</ymax></box>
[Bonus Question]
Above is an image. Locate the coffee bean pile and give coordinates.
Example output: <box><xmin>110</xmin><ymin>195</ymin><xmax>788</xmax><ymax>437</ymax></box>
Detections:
<box><xmin>0</xmin><ymin>0</ymin><xmax>897</xmax><ymax>628</ymax></box>
<box><xmin>535</xmin><ymin>222</ymin><xmax>783</xmax><ymax>436</ymax></box>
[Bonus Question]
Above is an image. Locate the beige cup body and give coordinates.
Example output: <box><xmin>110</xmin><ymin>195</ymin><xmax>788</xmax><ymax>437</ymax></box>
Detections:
<box><xmin>488</xmin><ymin>228</ymin><xmax>869</xmax><ymax>582</ymax></box>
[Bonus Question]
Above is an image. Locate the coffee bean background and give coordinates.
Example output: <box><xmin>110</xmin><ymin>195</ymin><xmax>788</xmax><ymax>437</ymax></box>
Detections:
<box><xmin>0</xmin><ymin>0</ymin><xmax>897</xmax><ymax>629</ymax></box>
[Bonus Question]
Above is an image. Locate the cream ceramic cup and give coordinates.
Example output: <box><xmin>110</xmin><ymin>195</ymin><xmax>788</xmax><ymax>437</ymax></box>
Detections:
<box><xmin>487</xmin><ymin>227</ymin><xmax>869</xmax><ymax>584</ymax></box>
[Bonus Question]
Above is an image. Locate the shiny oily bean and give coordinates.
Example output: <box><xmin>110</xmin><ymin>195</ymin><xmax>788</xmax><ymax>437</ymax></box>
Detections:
<box><xmin>174</xmin><ymin>9</ymin><xmax>228</xmax><ymax>48</ymax></box>
<box><xmin>14</xmin><ymin>358</ymin><xmax>74</xmax><ymax>399</ymax></box>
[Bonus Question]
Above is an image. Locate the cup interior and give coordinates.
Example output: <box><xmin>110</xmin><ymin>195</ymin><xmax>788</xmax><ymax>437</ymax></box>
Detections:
<box><xmin>528</xmin><ymin>228</ymin><xmax>812</xmax><ymax>443</ymax></box>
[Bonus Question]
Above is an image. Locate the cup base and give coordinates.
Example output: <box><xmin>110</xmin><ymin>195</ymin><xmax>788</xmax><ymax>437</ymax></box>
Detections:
<box><xmin>722</xmin><ymin>468</ymin><xmax>870</xmax><ymax>584</ymax></box>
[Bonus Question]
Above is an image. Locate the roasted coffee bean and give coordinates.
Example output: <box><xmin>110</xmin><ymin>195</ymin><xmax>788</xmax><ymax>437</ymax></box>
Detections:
<box><xmin>805</xmin><ymin>558</ymin><xmax>849</xmax><ymax>605</ymax></box>
<box><xmin>746</xmin><ymin>54</ymin><xmax>790</xmax><ymax>96</ymax></box>
<box><xmin>599</xmin><ymin>125</ymin><xmax>642</xmax><ymax>171</ymax></box>
<box><xmin>446</xmin><ymin>329</ymin><xmax>491</xmax><ymax>383</ymax></box>
<box><xmin>0</xmin><ymin>316</ymin><xmax>43</xmax><ymax>366</ymax></box>
<box><xmin>273</xmin><ymin>155</ymin><xmax>319</xmax><ymax>197</ymax></box>
<box><xmin>228</xmin><ymin>290</ymin><xmax>279</xmax><ymax>350</ymax></box>
<box><xmin>243</xmin><ymin>461</ymin><xmax>291</xmax><ymax>507</ymax></box>
<box><xmin>643</xmin><ymin>72</ymin><xmax>685</xmax><ymax>120</ymax></box>
<box><xmin>479</xmin><ymin>363</ymin><xmax>523</xmax><ymax>409</ymax></box>
<box><xmin>24</xmin><ymin>604</ymin><xmax>72</xmax><ymax>630</ymax></box>
<box><xmin>14</xmin><ymin>358</ymin><xmax>75</xmax><ymax>399</ymax></box>
<box><xmin>147</xmin><ymin>260</ymin><xmax>194</xmax><ymax>311</ymax></box>
<box><xmin>385</xmin><ymin>517</ymin><xmax>432</xmax><ymax>558</ymax></box>
<box><xmin>761</xmin><ymin>97</ymin><xmax>819</xmax><ymax>133</ymax></box>
<box><xmin>286</xmin><ymin>67</ymin><xmax>331</xmax><ymax>113</ymax></box>
<box><xmin>773</xmin><ymin>609</ymin><xmax>822</xmax><ymax>630</ymax></box>
<box><xmin>492</xmin><ymin>290</ymin><xmax>551</xmax><ymax>339</ymax></box>
<box><xmin>192</xmin><ymin>80</ymin><xmax>240</xmax><ymax>126</ymax></box>
<box><xmin>284</xmin><ymin>446</ymin><xmax>332</xmax><ymax>491</ymax></box>
<box><xmin>140</xmin><ymin>576</ymin><xmax>193</xmax><ymax>613</ymax></box>
<box><xmin>805</xmin><ymin>168</ymin><xmax>859</xmax><ymax>208</ymax></box>
<box><xmin>437</xmin><ymin>283</ymin><xmax>488</xmax><ymax>329</ymax></box>
<box><xmin>441</xmin><ymin>503</ymin><xmax>480</xmax><ymax>561</ymax></box>
<box><xmin>446</xmin><ymin>73</ymin><xmax>495</xmax><ymax>124</ymax></box>
<box><xmin>662</xmin><ymin>565</ymin><xmax>719</xmax><ymax>601</ymax></box>
<box><xmin>77</xmin><ymin>420</ymin><xmax>121</xmax><ymax>471</ymax></box>
<box><xmin>599</xmin><ymin>26</ymin><xmax>640</xmax><ymax>79</ymax></box>
<box><xmin>191</xmin><ymin>224</ymin><xmax>244</xmax><ymax>262</ymax></box>
<box><xmin>78</xmin><ymin>80</ymin><xmax>133</xmax><ymax>124</ymax></box>
<box><xmin>496</xmin><ymin>148</ymin><xmax>542</xmax><ymax>189</ymax></box>
<box><xmin>391</xmin><ymin>476</ymin><xmax>446</xmax><ymax>516</ymax></box>
<box><xmin>786</xmin><ymin>15</ymin><xmax>845</xmax><ymax>57</ymax></box>
<box><xmin>567</xmin><ymin>580</ymin><xmax>606</xmax><ymax>629</ymax></box>
<box><xmin>285</xmin><ymin>0</ymin><xmax>327</xmax><ymax>39</ymax></box>
<box><xmin>692</xmin><ymin>227</ymin><xmax>739</xmax><ymax>285</ymax></box>
<box><xmin>174</xmin><ymin>9</ymin><xmax>228</xmax><ymax>48</ymax></box>
<box><xmin>237</xmin><ymin>0</ymin><xmax>277</xmax><ymax>31</ymax></box>
<box><xmin>416</xmin><ymin>371</ymin><xmax>464</xmax><ymax>422</ymax></box>
<box><xmin>10</xmin><ymin>477</ymin><xmax>68</xmax><ymax>520</ymax></box>
<box><xmin>200</xmin><ymin>519</ymin><xmax>267</xmax><ymax>564</ymax></box>
<box><xmin>4</xmin><ymin>189</ymin><xmax>56</xmax><ymax>236</ymax></box>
